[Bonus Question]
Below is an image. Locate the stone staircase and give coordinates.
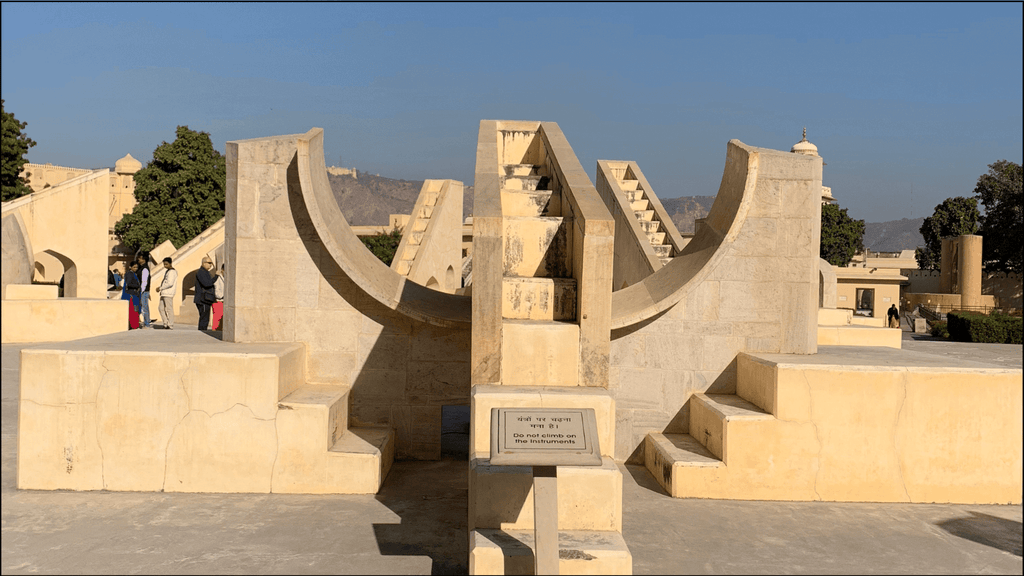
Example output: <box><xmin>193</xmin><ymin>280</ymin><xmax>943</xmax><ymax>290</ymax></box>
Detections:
<box><xmin>272</xmin><ymin>384</ymin><xmax>394</xmax><ymax>494</ymax></box>
<box><xmin>614</xmin><ymin>173</ymin><xmax>674</xmax><ymax>266</ymax></box>
<box><xmin>644</xmin><ymin>347</ymin><xmax>1021</xmax><ymax>504</ymax></box>
<box><xmin>469</xmin><ymin>122</ymin><xmax>629</xmax><ymax>574</ymax></box>
<box><xmin>500</xmin><ymin>163</ymin><xmax>577</xmax><ymax>326</ymax></box>
<box><xmin>392</xmin><ymin>180</ymin><xmax>443</xmax><ymax>276</ymax></box>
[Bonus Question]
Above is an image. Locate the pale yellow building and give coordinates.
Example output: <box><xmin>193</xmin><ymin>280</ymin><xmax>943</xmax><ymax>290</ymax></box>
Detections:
<box><xmin>834</xmin><ymin>266</ymin><xmax>906</xmax><ymax>319</ymax></box>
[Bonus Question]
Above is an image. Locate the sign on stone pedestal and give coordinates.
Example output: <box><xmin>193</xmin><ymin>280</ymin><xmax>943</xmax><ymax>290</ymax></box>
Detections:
<box><xmin>489</xmin><ymin>407</ymin><xmax>601</xmax><ymax>466</ymax></box>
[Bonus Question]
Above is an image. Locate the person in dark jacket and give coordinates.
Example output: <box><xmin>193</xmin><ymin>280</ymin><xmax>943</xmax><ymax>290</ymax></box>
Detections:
<box><xmin>194</xmin><ymin>256</ymin><xmax>216</xmax><ymax>330</ymax></box>
<box><xmin>124</xmin><ymin>262</ymin><xmax>142</xmax><ymax>329</ymax></box>
<box><xmin>887</xmin><ymin>304</ymin><xmax>900</xmax><ymax>329</ymax></box>
<box><xmin>125</xmin><ymin>262</ymin><xmax>142</xmax><ymax>309</ymax></box>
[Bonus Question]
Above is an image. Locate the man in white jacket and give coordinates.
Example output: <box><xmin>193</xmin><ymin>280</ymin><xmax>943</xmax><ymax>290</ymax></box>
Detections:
<box><xmin>155</xmin><ymin>257</ymin><xmax>178</xmax><ymax>329</ymax></box>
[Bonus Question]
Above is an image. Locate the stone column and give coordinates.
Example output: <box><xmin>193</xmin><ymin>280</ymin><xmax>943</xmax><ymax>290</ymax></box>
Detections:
<box><xmin>957</xmin><ymin>235</ymin><xmax>983</xmax><ymax>308</ymax></box>
<box><xmin>939</xmin><ymin>237</ymin><xmax>954</xmax><ymax>294</ymax></box>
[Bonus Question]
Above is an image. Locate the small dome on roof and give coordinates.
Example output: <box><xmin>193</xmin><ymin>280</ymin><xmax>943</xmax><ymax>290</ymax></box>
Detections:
<box><xmin>114</xmin><ymin>153</ymin><xmax>142</xmax><ymax>174</ymax></box>
<box><xmin>791</xmin><ymin>127</ymin><xmax>818</xmax><ymax>156</ymax></box>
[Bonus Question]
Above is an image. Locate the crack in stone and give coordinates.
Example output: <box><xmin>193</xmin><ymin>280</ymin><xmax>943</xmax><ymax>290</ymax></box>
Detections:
<box><xmin>892</xmin><ymin>373</ymin><xmax>912</xmax><ymax>502</ymax></box>
<box><xmin>96</xmin><ymin>356</ymin><xmax>113</xmax><ymax>489</ymax></box>
<box><xmin>798</xmin><ymin>370</ymin><xmax>824</xmax><ymax>502</ymax></box>
<box><xmin>163</xmin><ymin>363</ymin><xmax>193</xmax><ymax>492</ymax></box>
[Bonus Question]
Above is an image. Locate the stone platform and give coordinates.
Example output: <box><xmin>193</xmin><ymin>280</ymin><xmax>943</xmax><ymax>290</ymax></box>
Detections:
<box><xmin>16</xmin><ymin>329</ymin><xmax>393</xmax><ymax>494</ymax></box>
<box><xmin>646</xmin><ymin>345</ymin><xmax>1022</xmax><ymax>503</ymax></box>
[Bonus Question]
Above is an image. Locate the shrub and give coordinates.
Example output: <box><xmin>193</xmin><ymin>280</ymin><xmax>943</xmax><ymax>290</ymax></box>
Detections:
<box><xmin>360</xmin><ymin>228</ymin><xmax>402</xmax><ymax>266</ymax></box>
<box><xmin>929</xmin><ymin>320</ymin><xmax>949</xmax><ymax>339</ymax></box>
<box><xmin>946</xmin><ymin>311</ymin><xmax>1022</xmax><ymax>344</ymax></box>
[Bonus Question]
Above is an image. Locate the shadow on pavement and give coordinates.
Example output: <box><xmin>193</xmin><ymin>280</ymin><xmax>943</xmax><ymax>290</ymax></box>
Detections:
<box><xmin>624</xmin><ymin>463</ymin><xmax>670</xmax><ymax>497</ymax></box>
<box><xmin>937</xmin><ymin>511</ymin><xmax>1023</xmax><ymax>556</ymax></box>
<box><xmin>372</xmin><ymin>460</ymin><xmax>470</xmax><ymax>574</ymax></box>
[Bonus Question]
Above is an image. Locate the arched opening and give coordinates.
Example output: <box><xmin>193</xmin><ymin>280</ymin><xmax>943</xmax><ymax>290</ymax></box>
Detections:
<box><xmin>445</xmin><ymin>265</ymin><xmax>456</xmax><ymax>292</ymax></box>
<box><xmin>35</xmin><ymin>249</ymin><xmax>77</xmax><ymax>297</ymax></box>
<box><xmin>426</xmin><ymin>276</ymin><xmax>440</xmax><ymax>290</ymax></box>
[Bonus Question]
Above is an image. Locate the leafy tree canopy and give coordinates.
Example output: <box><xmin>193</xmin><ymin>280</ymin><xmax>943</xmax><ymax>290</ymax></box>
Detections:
<box><xmin>820</xmin><ymin>203</ymin><xmax>865</xmax><ymax>267</ymax></box>
<box><xmin>114</xmin><ymin>126</ymin><xmax>225</xmax><ymax>253</ymax></box>
<box><xmin>974</xmin><ymin>160</ymin><xmax>1022</xmax><ymax>273</ymax></box>
<box><xmin>360</xmin><ymin>228</ymin><xmax>403</xmax><ymax>266</ymax></box>
<box><xmin>915</xmin><ymin>196</ymin><xmax>979</xmax><ymax>270</ymax></box>
<box><xmin>1</xmin><ymin>99</ymin><xmax>37</xmax><ymax>202</ymax></box>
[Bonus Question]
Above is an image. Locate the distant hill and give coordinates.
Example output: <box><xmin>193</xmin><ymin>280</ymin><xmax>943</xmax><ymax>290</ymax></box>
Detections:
<box><xmin>330</xmin><ymin>173</ymin><xmax>925</xmax><ymax>253</ymax></box>
<box><xmin>331</xmin><ymin>171</ymin><xmax>473</xmax><ymax>225</ymax></box>
<box><xmin>660</xmin><ymin>196</ymin><xmax>716</xmax><ymax>234</ymax></box>
<box><xmin>863</xmin><ymin>217</ymin><xmax>925</xmax><ymax>253</ymax></box>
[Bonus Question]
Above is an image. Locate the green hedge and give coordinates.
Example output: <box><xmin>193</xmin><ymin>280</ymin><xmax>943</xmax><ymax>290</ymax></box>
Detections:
<box><xmin>946</xmin><ymin>311</ymin><xmax>1023</xmax><ymax>344</ymax></box>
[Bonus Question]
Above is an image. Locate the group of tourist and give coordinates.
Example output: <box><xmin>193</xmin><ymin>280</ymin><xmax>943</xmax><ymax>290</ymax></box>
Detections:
<box><xmin>117</xmin><ymin>253</ymin><xmax>225</xmax><ymax>331</ymax></box>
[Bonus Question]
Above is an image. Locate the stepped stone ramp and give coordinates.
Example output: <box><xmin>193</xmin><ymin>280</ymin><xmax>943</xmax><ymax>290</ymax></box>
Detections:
<box><xmin>645</xmin><ymin>345</ymin><xmax>1022</xmax><ymax>504</ymax></box>
<box><xmin>469</xmin><ymin>120</ymin><xmax>628</xmax><ymax>574</ymax></box>
<box><xmin>390</xmin><ymin>179</ymin><xmax>464</xmax><ymax>293</ymax></box>
<box><xmin>595</xmin><ymin>160</ymin><xmax>688</xmax><ymax>290</ymax></box>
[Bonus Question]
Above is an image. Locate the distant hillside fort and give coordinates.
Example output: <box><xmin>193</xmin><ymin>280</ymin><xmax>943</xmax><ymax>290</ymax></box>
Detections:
<box><xmin>326</xmin><ymin>165</ymin><xmax>357</xmax><ymax>178</ymax></box>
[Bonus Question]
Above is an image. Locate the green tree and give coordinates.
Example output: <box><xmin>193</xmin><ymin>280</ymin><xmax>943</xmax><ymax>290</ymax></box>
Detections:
<box><xmin>360</xmin><ymin>228</ymin><xmax>403</xmax><ymax>265</ymax></box>
<box><xmin>914</xmin><ymin>196</ymin><xmax>979</xmax><ymax>270</ymax></box>
<box><xmin>820</xmin><ymin>203</ymin><xmax>865</xmax><ymax>267</ymax></box>
<box><xmin>974</xmin><ymin>160</ymin><xmax>1022</xmax><ymax>273</ymax></box>
<box><xmin>1</xmin><ymin>99</ymin><xmax>37</xmax><ymax>202</ymax></box>
<box><xmin>114</xmin><ymin>126</ymin><xmax>226</xmax><ymax>253</ymax></box>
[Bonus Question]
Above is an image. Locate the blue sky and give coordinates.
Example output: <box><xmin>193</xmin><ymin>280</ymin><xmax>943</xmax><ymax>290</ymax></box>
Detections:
<box><xmin>2</xmin><ymin>2</ymin><xmax>1021</xmax><ymax>222</ymax></box>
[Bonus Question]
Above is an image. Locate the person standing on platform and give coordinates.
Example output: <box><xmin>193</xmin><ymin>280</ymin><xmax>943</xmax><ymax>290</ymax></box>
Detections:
<box><xmin>194</xmin><ymin>256</ymin><xmax>216</xmax><ymax>330</ymax></box>
<box><xmin>124</xmin><ymin>261</ymin><xmax>142</xmax><ymax>330</ymax></box>
<box><xmin>136</xmin><ymin>253</ymin><xmax>152</xmax><ymax>328</ymax></box>
<box><xmin>156</xmin><ymin>257</ymin><xmax>178</xmax><ymax>330</ymax></box>
<box><xmin>887</xmin><ymin>303</ymin><xmax>900</xmax><ymax>329</ymax></box>
<box><xmin>211</xmin><ymin>264</ymin><xmax>226</xmax><ymax>330</ymax></box>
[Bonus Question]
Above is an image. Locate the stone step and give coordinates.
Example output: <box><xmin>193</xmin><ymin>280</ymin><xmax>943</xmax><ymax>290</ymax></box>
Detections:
<box><xmin>624</xmin><ymin>189</ymin><xmax>644</xmax><ymax>203</ymax></box>
<box><xmin>816</xmin><ymin>325</ymin><xmax>902</xmax><ymax>349</ymax></box>
<box><xmin>629</xmin><ymin>199</ymin><xmax>649</xmax><ymax>211</ymax></box>
<box><xmin>652</xmin><ymin>244</ymin><xmax>672</xmax><ymax>258</ymax></box>
<box><xmin>423</xmin><ymin>191</ymin><xmax>439</xmax><ymax>205</ymax></box>
<box><xmin>420</xmin><ymin>205</ymin><xmax>434</xmax><ymax>218</ymax></box>
<box><xmin>470</xmin><ymin>529</ymin><xmax>631</xmax><ymax>575</ymax></box>
<box><xmin>501</xmin><ymin>175</ymin><xmax>549</xmax><ymax>192</ymax></box>
<box><xmin>469</xmin><ymin>457</ymin><xmax>621</xmax><ymax>532</ymax></box>
<box><xmin>617</xmin><ymin>179</ymin><xmax>640</xmax><ymax>191</ymax></box>
<box><xmin>817</xmin><ymin>307</ymin><xmax>853</xmax><ymax>326</ymax></box>
<box><xmin>272</xmin><ymin>386</ymin><xmax>394</xmax><ymax>494</ymax></box>
<box><xmin>689</xmin><ymin>393</ymin><xmax>773</xmax><ymax>463</ymax></box>
<box><xmin>659</xmin><ymin>257</ymin><xmax>672</xmax><ymax>266</ymax></box>
<box><xmin>500</xmin><ymin>321</ymin><xmax>581</xmax><ymax>388</ymax></box>
<box><xmin>502</xmin><ymin>216</ymin><xmax>573</xmax><ymax>279</ymax></box>
<box><xmin>638</xmin><ymin>220</ymin><xmax>661</xmax><ymax>234</ymax></box>
<box><xmin>412</xmin><ymin>218</ymin><xmax>429</xmax><ymax>233</ymax></box>
<box><xmin>646</xmin><ymin>231</ymin><xmax>666</xmax><ymax>245</ymax></box>
<box><xmin>407</xmin><ymin>231</ymin><xmax>424</xmax><ymax>246</ymax></box>
<box><xmin>503</xmin><ymin>163</ymin><xmax>547</xmax><ymax>178</ymax></box>
<box><xmin>395</xmin><ymin>260</ymin><xmax>412</xmax><ymax>276</ymax></box>
<box><xmin>643</xmin><ymin>432</ymin><xmax>724</xmax><ymax>498</ymax></box>
<box><xmin>501</xmin><ymin>189</ymin><xmax>560</xmax><ymax>218</ymax></box>
<box><xmin>633</xmin><ymin>209</ymin><xmax>655</xmax><ymax>222</ymax></box>
<box><xmin>502</xmin><ymin>276</ymin><xmax>577</xmax><ymax>321</ymax></box>
<box><xmin>471</xmin><ymin>385</ymin><xmax>616</xmax><ymax>460</ymax></box>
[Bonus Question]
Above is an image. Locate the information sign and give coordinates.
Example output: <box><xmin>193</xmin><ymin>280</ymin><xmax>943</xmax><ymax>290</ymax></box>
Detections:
<box><xmin>489</xmin><ymin>407</ymin><xmax>601</xmax><ymax>466</ymax></box>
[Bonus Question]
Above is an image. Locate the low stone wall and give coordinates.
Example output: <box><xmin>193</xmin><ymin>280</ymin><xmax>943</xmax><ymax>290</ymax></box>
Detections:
<box><xmin>1</xmin><ymin>298</ymin><xmax>126</xmax><ymax>343</ymax></box>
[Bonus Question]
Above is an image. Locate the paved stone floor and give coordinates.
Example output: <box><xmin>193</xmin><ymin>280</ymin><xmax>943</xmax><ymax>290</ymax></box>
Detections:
<box><xmin>2</xmin><ymin>336</ymin><xmax>1021</xmax><ymax>574</ymax></box>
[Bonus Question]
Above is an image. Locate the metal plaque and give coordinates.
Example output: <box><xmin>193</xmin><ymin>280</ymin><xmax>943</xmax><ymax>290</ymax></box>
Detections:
<box><xmin>489</xmin><ymin>407</ymin><xmax>602</xmax><ymax>466</ymax></box>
